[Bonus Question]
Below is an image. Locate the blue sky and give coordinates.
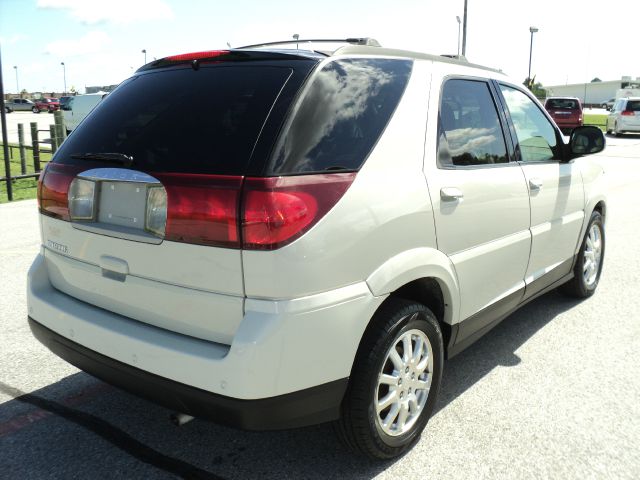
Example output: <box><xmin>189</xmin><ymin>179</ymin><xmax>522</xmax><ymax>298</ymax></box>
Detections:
<box><xmin>1</xmin><ymin>0</ymin><xmax>636</xmax><ymax>94</ymax></box>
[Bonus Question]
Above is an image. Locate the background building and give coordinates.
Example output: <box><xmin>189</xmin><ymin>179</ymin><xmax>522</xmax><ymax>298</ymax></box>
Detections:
<box><xmin>545</xmin><ymin>76</ymin><xmax>640</xmax><ymax>107</ymax></box>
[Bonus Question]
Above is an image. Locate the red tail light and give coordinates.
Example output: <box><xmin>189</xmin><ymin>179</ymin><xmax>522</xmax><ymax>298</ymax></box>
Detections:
<box><xmin>154</xmin><ymin>174</ymin><xmax>242</xmax><ymax>248</ymax></box>
<box><xmin>38</xmin><ymin>164</ymin><xmax>355</xmax><ymax>251</ymax></box>
<box><xmin>241</xmin><ymin>173</ymin><xmax>356</xmax><ymax>250</ymax></box>
<box><xmin>38</xmin><ymin>163</ymin><xmax>85</xmax><ymax>220</ymax></box>
<box><xmin>621</xmin><ymin>110</ymin><xmax>634</xmax><ymax>116</ymax></box>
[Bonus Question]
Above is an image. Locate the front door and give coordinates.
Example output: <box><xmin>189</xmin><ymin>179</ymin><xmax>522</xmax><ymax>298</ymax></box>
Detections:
<box><xmin>497</xmin><ymin>84</ymin><xmax>585</xmax><ymax>298</ymax></box>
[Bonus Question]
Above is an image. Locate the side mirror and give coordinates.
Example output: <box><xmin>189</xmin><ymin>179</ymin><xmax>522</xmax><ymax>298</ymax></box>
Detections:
<box><xmin>569</xmin><ymin>126</ymin><xmax>605</xmax><ymax>158</ymax></box>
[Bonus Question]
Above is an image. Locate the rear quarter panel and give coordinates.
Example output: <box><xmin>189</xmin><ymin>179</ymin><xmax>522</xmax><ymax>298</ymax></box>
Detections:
<box><xmin>242</xmin><ymin>59</ymin><xmax>437</xmax><ymax>299</ymax></box>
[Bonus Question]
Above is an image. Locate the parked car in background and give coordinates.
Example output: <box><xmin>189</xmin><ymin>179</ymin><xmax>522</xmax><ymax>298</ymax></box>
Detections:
<box><xmin>544</xmin><ymin>97</ymin><xmax>583</xmax><ymax>133</ymax></box>
<box><xmin>602</xmin><ymin>98</ymin><xmax>615</xmax><ymax>111</ymax></box>
<box><xmin>4</xmin><ymin>98</ymin><xmax>36</xmax><ymax>113</ymax></box>
<box><xmin>62</xmin><ymin>92</ymin><xmax>108</xmax><ymax>134</ymax></box>
<box><xmin>34</xmin><ymin>98</ymin><xmax>60</xmax><ymax>113</ymax></box>
<box><xmin>606</xmin><ymin>97</ymin><xmax>640</xmax><ymax>136</ymax></box>
<box><xmin>29</xmin><ymin>41</ymin><xmax>607</xmax><ymax>460</ymax></box>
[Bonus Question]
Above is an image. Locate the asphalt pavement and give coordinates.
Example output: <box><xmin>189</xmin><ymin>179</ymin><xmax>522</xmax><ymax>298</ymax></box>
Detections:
<box><xmin>1</xmin><ymin>134</ymin><xmax>639</xmax><ymax>479</ymax></box>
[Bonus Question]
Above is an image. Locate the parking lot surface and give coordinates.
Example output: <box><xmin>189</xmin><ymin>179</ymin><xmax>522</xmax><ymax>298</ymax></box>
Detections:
<box><xmin>1</xmin><ymin>135</ymin><xmax>639</xmax><ymax>479</ymax></box>
<box><xmin>1</xmin><ymin>111</ymin><xmax>56</xmax><ymax>146</ymax></box>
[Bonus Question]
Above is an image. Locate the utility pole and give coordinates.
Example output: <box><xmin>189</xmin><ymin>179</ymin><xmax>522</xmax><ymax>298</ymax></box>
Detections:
<box><xmin>461</xmin><ymin>0</ymin><xmax>468</xmax><ymax>57</ymax></box>
<box><xmin>2</xmin><ymin>47</ymin><xmax>14</xmax><ymax>200</ymax></box>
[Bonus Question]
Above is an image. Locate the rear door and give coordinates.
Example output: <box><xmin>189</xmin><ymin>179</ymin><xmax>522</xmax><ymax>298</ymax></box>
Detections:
<box><xmin>497</xmin><ymin>83</ymin><xmax>585</xmax><ymax>298</ymax></box>
<box><xmin>42</xmin><ymin>59</ymin><xmax>313</xmax><ymax>345</ymax></box>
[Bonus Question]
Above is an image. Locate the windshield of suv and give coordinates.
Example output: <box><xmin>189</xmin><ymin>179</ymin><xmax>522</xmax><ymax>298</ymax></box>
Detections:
<box><xmin>53</xmin><ymin>65</ymin><xmax>297</xmax><ymax>175</ymax></box>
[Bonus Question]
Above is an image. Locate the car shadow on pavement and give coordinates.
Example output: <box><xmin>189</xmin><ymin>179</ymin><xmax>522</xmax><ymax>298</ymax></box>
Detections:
<box><xmin>0</xmin><ymin>291</ymin><xmax>581</xmax><ymax>480</ymax></box>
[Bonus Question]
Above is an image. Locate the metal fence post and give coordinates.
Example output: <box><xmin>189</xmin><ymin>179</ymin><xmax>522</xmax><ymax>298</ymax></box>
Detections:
<box><xmin>49</xmin><ymin>124</ymin><xmax>58</xmax><ymax>153</ymax></box>
<box><xmin>18</xmin><ymin>123</ymin><xmax>27</xmax><ymax>174</ymax></box>
<box><xmin>30</xmin><ymin>122</ymin><xmax>41</xmax><ymax>172</ymax></box>
<box><xmin>53</xmin><ymin>110</ymin><xmax>66</xmax><ymax>145</ymax></box>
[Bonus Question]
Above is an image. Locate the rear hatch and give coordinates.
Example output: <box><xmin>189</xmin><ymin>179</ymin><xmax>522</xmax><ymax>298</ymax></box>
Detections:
<box><xmin>545</xmin><ymin>98</ymin><xmax>582</xmax><ymax>127</ymax></box>
<box><xmin>621</xmin><ymin>100</ymin><xmax>640</xmax><ymax>126</ymax></box>
<box><xmin>39</xmin><ymin>51</ymin><xmax>318</xmax><ymax>345</ymax></box>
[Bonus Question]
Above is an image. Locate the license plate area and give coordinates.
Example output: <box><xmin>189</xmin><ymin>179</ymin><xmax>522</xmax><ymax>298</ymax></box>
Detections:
<box><xmin>70</xmin><ymin>168</ymin><xmax>165</xmax><ymax>244</ymax></box>
<box><xmin>98</xmin><ymin>181</ymin><xmax>147</xmax><ymax>228</ymax></box>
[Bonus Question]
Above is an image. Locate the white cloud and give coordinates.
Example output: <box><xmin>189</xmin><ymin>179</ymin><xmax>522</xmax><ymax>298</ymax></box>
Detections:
<box><xmin>0</xmin><ymin>34</ymin><xmax>29</xmax><ymax>45</ymax></box>
<box><xmin>37</xmin><ymin>0</ymin><xmax>174</xmax><ymax>25</ymax></box>
<box><xmin>44</xmin><ymin>31</ymin><xmax>111</xmax><ymax>57</ymax></box>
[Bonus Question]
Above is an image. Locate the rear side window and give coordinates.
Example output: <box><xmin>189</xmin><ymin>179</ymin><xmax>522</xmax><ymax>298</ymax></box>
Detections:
<box><xmin>545</xmin><ymin>99</ymin><xmax>579</xmax><ymax>109</ymax></box>
<box><xmin>54</xmin><ymin>65</ymin><xmax>294</xmax><ymax>175</ymax></box>
<box><xmin>268</xmin><ymin>58</ymin><xmax>412</xmax><ymax>174</ymax></box>
<box><xmin>437</xmin><ymin>79</ymin><xmax>508</xmax><ymax>167</ymax></box>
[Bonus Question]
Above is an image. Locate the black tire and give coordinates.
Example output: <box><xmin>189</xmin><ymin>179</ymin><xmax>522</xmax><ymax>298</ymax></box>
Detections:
<box><xmin>559</xmin><ymin>210</ymin><xmax>605</xmax><ymax>298</ymax></box>
<box><xmin>32</xmin><ymin>106</ymin><xmax>40</xmax><ymax>113</ymax></box>
<box><xmin>5</xmin><ymin>107</ymin><xmax>11</xmax><ymax>113</ymax></box>
<box><xmin>335</xmin><ymin>298</ymin><xmax>443</xmax><ymax>459</ymax></box>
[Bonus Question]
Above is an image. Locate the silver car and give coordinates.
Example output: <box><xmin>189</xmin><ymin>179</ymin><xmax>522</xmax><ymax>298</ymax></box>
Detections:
<box><xmin>5</xmin><ymin>98</ymin><xmax>37</xmax><ymax>113</ymax></box>
<box><xmin>607</xmin><ymin>97</ymin><xmax>640</xmax><ymax>136</ymax></box>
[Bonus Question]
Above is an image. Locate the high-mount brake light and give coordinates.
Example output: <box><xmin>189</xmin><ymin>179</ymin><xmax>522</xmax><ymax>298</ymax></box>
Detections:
<box><xmin>241</xmin><ymin>173</ymin><xmax>356</xmax><ymax>250</ymax></box>
<box><xmin>165</xmin><ymin>50</ymin><xmax>230</xmax><ymax>62</ymax></box>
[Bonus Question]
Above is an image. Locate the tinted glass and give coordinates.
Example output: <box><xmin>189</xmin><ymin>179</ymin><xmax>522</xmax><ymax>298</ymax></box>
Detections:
<box><xmin>437</xmin><ymin>79</ymin><xmax>508</xmax><ymax>167</ymax></box>
<box><xmin>546</xmin><ymin>98</ymin><xmax>579</xmax><ymax>109</ymax></box>
<box><xmin>500</xmin><ymin>85</ymin><xmax>560</xmax><ymax>163</ymax></box>
<box><xmin>54</xmin><ymin>66</ymin><xmax>294</xmax><ymax>175</ymax></box>
<box><xmin>269</xmin><ymin>58</ymin><xmax>412</xmax><ymax>174</ymax></box>
<box><xmin>626</xmin><ymin>101</ymin><xmax>640</xmax><ymax>111</ymax></box>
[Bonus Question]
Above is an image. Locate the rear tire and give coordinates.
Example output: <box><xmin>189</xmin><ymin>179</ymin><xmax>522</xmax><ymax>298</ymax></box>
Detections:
<box><xmin>559</xmin><ymin>210</ymin><xmax>605</xmax><ymax>298</ymax></box>
<box><xmin>335</xmin><ymin>298</ymin><xmax>443</xmax><ymax>459</ymax></box>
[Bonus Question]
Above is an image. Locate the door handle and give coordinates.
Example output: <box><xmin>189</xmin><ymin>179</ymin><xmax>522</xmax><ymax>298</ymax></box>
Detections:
<box><xmin>440</xmin><ymin>187</ymin><xmax>464</xmax><ymax>201</ymax></box>
<box><xmin>529</xmin><ymin>178</ymin><xmax>543</xmax><ymax>191</ymax></box>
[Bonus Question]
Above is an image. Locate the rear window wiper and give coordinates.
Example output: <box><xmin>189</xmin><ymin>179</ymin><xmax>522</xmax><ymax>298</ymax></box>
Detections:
<box><xmin>70</xmin><ymin>152</ymin><xmax>133</xmax><ymax>167</ymax></box>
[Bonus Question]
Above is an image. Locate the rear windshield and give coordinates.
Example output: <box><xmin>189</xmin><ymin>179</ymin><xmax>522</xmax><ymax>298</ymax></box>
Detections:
<box><xmin>268</xmin><ymin>58</ymin><xmax>412</xmax><ymax>174</ymax></box>
<box><xmin>626</xmin><ymin>101</ymin><xmax>640</xmax><ymax>111</ymax></box>
<box><xmin>546</xmin><ymin>99</ymin><xmax>579</xmax><ymax>109</ymax></box>
<box><xmin>53</xmin><ymin>65</ymin><xmax>295</xmax><ymax>175</ymax></box>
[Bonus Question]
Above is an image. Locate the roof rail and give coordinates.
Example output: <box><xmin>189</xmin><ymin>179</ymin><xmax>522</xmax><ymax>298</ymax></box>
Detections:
<box><xmin>236</xmin><ymin>38</ymin><xmax>381</xmax><ymax>50</ymax></box>
<box><xmin>440</xmin><ymin>54</ymin><xmax>468</xmax><ymax>62</ymax></box>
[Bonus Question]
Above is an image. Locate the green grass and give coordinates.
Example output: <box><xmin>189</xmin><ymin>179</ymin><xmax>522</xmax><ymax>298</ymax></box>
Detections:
<box><xmin>584</xmin><ymin>113</ymin><xmax>608</xmax><ymax>132</ymax></box>
<box><xmin>0</xmin><ymin>144</ymin><xmax>52</xmax><ymax>203</ymax></box>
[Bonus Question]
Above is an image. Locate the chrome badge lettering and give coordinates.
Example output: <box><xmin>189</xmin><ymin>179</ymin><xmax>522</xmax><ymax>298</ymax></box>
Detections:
<box><xmin>47</xmin><ymin>240</ymin><xmax>69</xmax><ymax>254</ymax></box>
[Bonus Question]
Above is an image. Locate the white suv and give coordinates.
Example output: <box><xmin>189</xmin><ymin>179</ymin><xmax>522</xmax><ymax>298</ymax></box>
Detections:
<box><xmin>27</xmin><ymin>39</ymin><xmax>606</xmax><ymax>460</ymax></box>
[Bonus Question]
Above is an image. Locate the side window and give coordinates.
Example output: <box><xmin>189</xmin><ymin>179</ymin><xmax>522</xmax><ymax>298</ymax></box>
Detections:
<box><xmin>500</xmin><ymin>85</ymin><xmax>560</xmax><ymax>163</ymax></box>
<box><xmin>437</xmin><ymin>79</ymin><xmax>508</xmax><ymax>167</ymax></box>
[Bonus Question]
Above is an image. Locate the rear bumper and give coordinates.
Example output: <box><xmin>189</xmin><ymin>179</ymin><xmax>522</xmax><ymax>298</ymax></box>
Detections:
<box><xmin>28</xmin><ymin>250</ymin><xmax>384</xmax><ymax>428</ymax></box>
<box><xmin>29</xmin><ymin>316</ymin><xmax>347</xmax><ymax>430</ymax></box>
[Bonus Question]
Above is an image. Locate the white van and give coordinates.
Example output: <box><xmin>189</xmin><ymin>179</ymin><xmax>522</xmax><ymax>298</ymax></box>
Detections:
<box><xmin>62</xmin><ymin>92</ymin><xmax>108</xmax><ymax>133</ymax></box>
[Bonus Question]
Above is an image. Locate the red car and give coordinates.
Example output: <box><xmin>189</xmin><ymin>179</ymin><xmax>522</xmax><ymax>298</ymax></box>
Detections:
<box><xmin>34</xmin><ymin>98</ymin><xmax>60</xmax><ymax>113</ymax></box>
<box><xmin>544</xmin><ymin>97</ymin><xmax>583</xmax><ymax>133</ymax></box>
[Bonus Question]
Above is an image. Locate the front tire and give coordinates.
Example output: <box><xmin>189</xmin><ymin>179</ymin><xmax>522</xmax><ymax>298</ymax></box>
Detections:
<box><xmin>32</xmin><ymin>106</ymin><xmax>40</xmax><ymax>113</ymax></box>
<box><xmin>559</xmin><ymin>210</ymin><xmax>605</xmax><ymax>298</ymax></box>
<box><xmin>335</xmin><ymin>298</ymin><xmax>443</xmax><ymax>459</ymax></box>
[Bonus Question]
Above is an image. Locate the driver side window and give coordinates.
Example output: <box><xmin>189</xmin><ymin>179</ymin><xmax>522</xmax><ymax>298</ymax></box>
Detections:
<box><xmin>500</xmin><ymin>85</ymin><xmax>561</xmax><ymax>163</ymax></box>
